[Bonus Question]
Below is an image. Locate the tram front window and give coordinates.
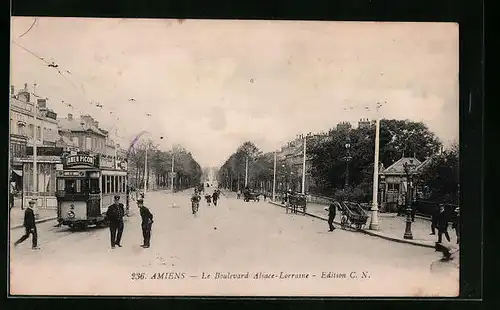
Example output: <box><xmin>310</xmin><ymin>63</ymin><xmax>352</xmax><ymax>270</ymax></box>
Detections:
<box><xmin>62</xmin><ymin>179</ymin><xmax>77</xmax><ymax>194</ymax></box>
<box><xmin>89</xmin><ymin>178</ymin><xmax>100</xmax><ymax>194</ymax></box>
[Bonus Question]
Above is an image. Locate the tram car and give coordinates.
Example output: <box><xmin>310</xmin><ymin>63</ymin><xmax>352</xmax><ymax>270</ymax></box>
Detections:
<box><xmin>55</xmin><ymin>152</ymin><xmax>129</xmax><ymax>229</ymax></box>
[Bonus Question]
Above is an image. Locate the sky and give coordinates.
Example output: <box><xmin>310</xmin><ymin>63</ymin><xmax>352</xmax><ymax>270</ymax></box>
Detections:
<box><xmin>10</xmin><ymin>18</ymin><xmax>459</xmax><ymax>168</ymax></box>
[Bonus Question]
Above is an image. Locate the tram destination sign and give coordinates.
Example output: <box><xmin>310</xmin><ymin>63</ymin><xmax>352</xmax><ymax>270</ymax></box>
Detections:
<box><xmin>64</xmin><ymin>154</ymin><xmax>99</xmax><ymax>168</ymax></box>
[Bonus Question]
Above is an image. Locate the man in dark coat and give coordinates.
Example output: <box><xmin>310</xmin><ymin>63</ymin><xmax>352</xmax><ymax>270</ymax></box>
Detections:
<box><xmin>430</xmin><ymin>205</ymin><xmax>439</xmax><ymax>235</ymax></box>
<box><xmin>106</xmin><ymin>195</ymin><xmax>125</xmax><ymax>249</ymax></box>
<box><xmin>137</xmin><ymin>199</ymin><xmax>153</xmax><ymax>248</ymax></box>
<box><xmin>14</xmin><ymin>200</ymin><xmax>39</xmax><ymax>249</ymax></box>
<box><xmin>437</xmin><ymin>205</ymin><xmax>451</xmax><ymax>243</ymax></box>
<box><xmin>327</xmin><ymin>203</ymin><xmax>337</xmax><ymax>231</ymax></box>
<box><xmin>212</xmin><ymin>190</ymin><xmax>219</xmax><ymax>206</ymax></box>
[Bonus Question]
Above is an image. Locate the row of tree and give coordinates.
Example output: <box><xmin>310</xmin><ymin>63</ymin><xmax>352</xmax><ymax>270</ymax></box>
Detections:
<box><xmin>218</xmin><ymin>119</ymin><xmax>459</xmax><ymax>204</ymax></box>
<box><xmin>127</xmin><ymin>139</ymin><xmax>202</xmax><ymax>191</ymax></box>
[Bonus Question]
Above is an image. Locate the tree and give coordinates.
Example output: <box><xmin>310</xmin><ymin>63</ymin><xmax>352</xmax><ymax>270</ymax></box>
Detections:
<box><xmin>308</xmin><ymin>119</ymin><xmax>443</xmax><ymax>198</ymax></box>
<box><xmin>416</xmin><ymin>142</ymin><xmax>459</xmax><ymax>204</ymax></box>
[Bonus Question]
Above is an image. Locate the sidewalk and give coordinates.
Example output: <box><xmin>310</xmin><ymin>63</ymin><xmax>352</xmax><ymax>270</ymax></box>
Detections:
<box><xmin>9</xmin><ymin>207</ymin><xmax>57</xmax><ymax>229</ymax></box>
<box><xmin>269</xmin><ymin>201</ymin><xmax>458</xmax><ymax>248</ymax></box>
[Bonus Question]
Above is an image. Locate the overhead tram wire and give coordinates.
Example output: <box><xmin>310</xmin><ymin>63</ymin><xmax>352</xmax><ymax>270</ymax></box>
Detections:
<box><xmin>12</xmin><ymin>40</ymin><xmax>130</xmax><ymax>134</ymax></box>
<box><xmin>12</xmin><ymin>40</ymin><xmax>161</xmax><ymax>148</ymax></box>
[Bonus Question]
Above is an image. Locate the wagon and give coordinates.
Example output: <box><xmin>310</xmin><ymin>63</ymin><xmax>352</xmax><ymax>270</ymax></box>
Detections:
<box><xmin>286</xmin><ymin>193</ymin><xmax>307</xmax><ymax>215</ymax></box>
<box><xmin>243</xmin><ymin>191</ymin><xmax>260</xmax><ymax>202</ymax></box>
<box><xmin>337</xmin><ymin>201</ymin><xmax>368</xmax><ymax>230</ymax></box>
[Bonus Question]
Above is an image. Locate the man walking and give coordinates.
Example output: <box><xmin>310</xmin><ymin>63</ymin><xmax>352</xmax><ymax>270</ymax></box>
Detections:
<box><xmin>137</xmin><ymin>199</ymin><xmax>153</xmax><ymax>248</ymax></box>
<box><xmin>437</xmin><ymin>204</ymin><xmax>451</xmax><ymax>243</ymax></box>
<box><xmin>106</xmin><ymin>195</ymin><xmax>125</xmax><ymax>249</ymax></box>
<box><xmin>327</xmin><ymin>202</ymin><xmax>337</xmax><ymax>232</ymax></box>
<box><xmin>430</xmin><ymin>204</ymin><xmax>439</xmax><ymax>235</ymax></box>
<box><xmin>14</xmin><ymin>200</ymin><xmax>39</xmax><ymax>250</ymax></box>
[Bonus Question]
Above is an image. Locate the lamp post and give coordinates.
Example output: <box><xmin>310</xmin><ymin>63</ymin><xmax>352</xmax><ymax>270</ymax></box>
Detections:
<box><xmin>344</xmin><ymin>137</ymin><xmax>352</xmax><ymax>189</ymax></box>
<box><xmin>403</xmin><ymin>162</ymin><xmax>414</xmax><ymax>239</ymax></box>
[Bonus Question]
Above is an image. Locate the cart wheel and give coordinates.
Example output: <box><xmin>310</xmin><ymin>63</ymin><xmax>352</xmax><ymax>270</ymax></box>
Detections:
<box><xmin>341</xmin><ymin>216</ymin><xmax>347</xmax><ymax>230</ymax></box>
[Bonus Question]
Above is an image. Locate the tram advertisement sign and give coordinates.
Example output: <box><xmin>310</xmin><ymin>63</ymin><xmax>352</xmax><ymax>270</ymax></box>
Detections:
<box><xmin>64</xmin><ymin>154</ymin><xmax>99</xmax><ymax>168</ymax></box>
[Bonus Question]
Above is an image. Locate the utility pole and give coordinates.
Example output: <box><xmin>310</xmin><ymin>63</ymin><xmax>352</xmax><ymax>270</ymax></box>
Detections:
<box><xmin>369</xmin><ymin>105</ymin><xmax>382</xmax><ymax>230</ymax></box>
<box><xmin>301</xmin><ymin>135</ymin><xmax>307</xmax><ymax>194</ymax></box>
<box><xmin>31</xmin><ymin>84</ymin><xmax>39</xmax><ymax>218</ymax></box>
<box><xmin>273</xmin><ymin>151</ymin><xmax>277</xmax><ymax>201</ymax></box>
<box><xmin>170</xmin><ymin>151</ymin><xmax>174</xmax><ymax>193</ymax></box>
<box><xmin>245</xmin><ymin>157</ymin><xmax>248</xmax><ymax>187</ymax></box>
<box><xmin>143</xmin><ymin>143</ymin><xmax>148</xmax><ymax>198</ymax></box>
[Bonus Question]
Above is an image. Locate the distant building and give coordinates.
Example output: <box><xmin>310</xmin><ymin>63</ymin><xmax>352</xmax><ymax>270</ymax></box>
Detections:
<box><xmin>379</xmin><ymin>156</ymin><xmax>422</xmax><ymax>212</ymax></box>
<box><xmin>275</xmin><ymin>132</ymin><xmax>327</xmax><ymax>193</ymax></box>
<box><xmin>358</xmin><ymin>118</ymin><xmax>372</xmax><ymax>129</ymax></box>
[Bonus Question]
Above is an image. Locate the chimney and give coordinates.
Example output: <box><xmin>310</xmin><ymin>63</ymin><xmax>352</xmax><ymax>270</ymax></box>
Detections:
<box><xmin>10</xmin><ymin>85</ymin><xmax>14</xmax><ymax>97</ymax></box>
<box><xmin>68</xmin><ymin>113</ymin><xmax>73</xmax><ymax>120</ymax></box>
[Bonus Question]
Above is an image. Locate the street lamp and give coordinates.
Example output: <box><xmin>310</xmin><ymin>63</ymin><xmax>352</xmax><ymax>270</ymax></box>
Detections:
<box><xmin>344</xmin><ymin>137</ymin><xmax>352</xmax><ymax>189</ymax></box>
<box><xmin>403</xmin><ymin>161</ymin><xmax>415</xmax><ymax>239</ymax></box>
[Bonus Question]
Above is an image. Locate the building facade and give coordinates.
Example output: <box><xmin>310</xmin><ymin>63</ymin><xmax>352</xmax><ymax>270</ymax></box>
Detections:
<box><xmin>10</xmin><ymin>84</ymin><xmax>60</xmax><ymax>201</ymax></box>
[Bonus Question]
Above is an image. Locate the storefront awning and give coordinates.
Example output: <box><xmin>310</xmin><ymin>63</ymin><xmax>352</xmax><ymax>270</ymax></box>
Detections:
<box><xmin>12</xmin><ymin>169</ymin><xmax>23</xmax><ymax>177</ymax></box>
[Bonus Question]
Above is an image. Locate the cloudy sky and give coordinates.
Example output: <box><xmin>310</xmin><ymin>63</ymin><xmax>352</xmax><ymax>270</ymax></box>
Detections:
<box><xmin>10</xmin><ymin>18</ymin><xmax>458</xmax><ymax>168</ymax></box>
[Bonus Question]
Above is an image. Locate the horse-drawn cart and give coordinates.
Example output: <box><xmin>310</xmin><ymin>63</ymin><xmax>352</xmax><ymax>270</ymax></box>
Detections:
<box><xmin>243</xmin><ymin>191</ymin><xmax>260</xmax><ymax>202</ymax></box>
<box><xmin>338</xmin><ymin>201</ymin><xmax>368</xmax><ymax>230</ymax></box>
<box><xmin>286</xmin><ymin>193</ymin><xmax>307</xmax><ymax>215</ymax></box>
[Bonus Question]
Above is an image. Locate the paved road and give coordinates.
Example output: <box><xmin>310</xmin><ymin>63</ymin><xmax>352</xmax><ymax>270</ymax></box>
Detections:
<box><xmin>9</xmin><ymin>190</ymin><xmax>458</xmax><ymax>297</ymax></box>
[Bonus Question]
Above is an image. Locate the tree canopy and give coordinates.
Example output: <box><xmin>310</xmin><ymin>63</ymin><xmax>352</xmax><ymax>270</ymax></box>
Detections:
<box><xmin>218</xmin><ymin>119</ymin><xmax>448</xmax><ymax>201</ymax></box>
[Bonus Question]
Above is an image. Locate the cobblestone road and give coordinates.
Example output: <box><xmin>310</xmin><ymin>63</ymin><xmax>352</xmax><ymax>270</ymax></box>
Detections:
<box><xmin>9</xmin><ymin>190</ymin><xmax>458</xmax><ymax>296</ymax></box>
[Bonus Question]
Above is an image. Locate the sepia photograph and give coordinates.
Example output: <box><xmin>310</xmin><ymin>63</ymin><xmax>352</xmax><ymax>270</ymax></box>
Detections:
<box><xmin>9</xmin><ymin>18</ymin><xmax>459</xmax><ymax>296</ymax></box>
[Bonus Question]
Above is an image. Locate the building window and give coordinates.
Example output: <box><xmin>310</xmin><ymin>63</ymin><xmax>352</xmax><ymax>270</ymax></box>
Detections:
<box><xmin>28</xmin><ymin>124</ymin><xmax>34</xmax><ymax>138</ymax></box>
<box><xmin>106</xmin><ymin>176</ymin><xmax>110</xmax><ymax>193</ymax></box>
<box><xmin>37</xmin><ymin>126</ymin><xmax>41</xmax><ymax>140</ymax></box>
<box><xmin>101</xmin><ymin>176</ymin><xmax>105</xmax><ymax>194</ymax></box>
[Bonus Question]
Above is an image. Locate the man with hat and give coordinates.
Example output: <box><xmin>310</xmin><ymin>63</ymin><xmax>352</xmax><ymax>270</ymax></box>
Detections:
<box><xmin>106</xmin><ymin>195</ymin><xmax>125</xmax><ymax>249</ymax></box>
<box><xmin>14</xmin><ymin>199</ymin><xmax>39</xmax><ymax>249</ymax></box>
<box><xmin>137</xmin><ymin>198</ymin><xmax>154</xmax><ymax>248</ymax></box>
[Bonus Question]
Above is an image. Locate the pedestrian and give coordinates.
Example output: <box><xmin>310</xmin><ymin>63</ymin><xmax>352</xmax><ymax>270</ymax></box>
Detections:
<box><xmin>327</xmin><ymin>202</ymin><xmax>337</xmax><ymax>231</ymax></box>
<box><xmin>137</xmin><ymin>199</ymin><xmax>153</xmax><ymax>248</ymax></box>
<box><xmin>14</xmin><ymin>199</ymin><xmax>39</xmax><ymax>250</ymax></box>
<box><xmin>437</xmin><ymin>204</ymin><xmax>451</xmax><ymax>243</ymax></box>
<box><xmin>106</xmin><ymin>195</ymin><xmax>125</xmax><ymax>249</ymax></box>
<box><xmin>452</xmin><ymin>206</ymin><xmax>460</xmax><ymax>244</ymax></box>
<box><xmin>205</xmin><ymin>194</ymin><xmax>212</xmax><ymax>206</ymax></box>
<box><xmin>212</xmin><ymin>190</ymin><xmax>219</xmax><ymax>206</ymax></box>
<box><xmin>430</xmin><ymin>204</ymin><xmax>439</xmax><ymax>235</ymax></box>
<box><xmin>263</xmin><ymin>193</ymin><xmax>267</xmax><ymax>201</ymax></box>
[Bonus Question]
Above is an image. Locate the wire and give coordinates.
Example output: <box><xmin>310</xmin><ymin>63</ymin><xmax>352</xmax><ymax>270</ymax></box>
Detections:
<box><xmin>18</xmin><ymin>18</ymin><xmax>38</xmax><ymax>38</ymax></box>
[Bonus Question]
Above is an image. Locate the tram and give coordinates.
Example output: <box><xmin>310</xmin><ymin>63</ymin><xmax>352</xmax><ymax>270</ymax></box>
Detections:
<box><xmin>55</xmin><ymin>152</ymin><xmax>129</xmax><ymax>229</ymax></box>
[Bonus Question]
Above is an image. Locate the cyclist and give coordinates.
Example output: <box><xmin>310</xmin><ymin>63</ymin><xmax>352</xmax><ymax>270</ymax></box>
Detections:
<box><xmin>191</xmin><ymin>190</ymin><xmax>201</xmax><ymax>215</ymax></box>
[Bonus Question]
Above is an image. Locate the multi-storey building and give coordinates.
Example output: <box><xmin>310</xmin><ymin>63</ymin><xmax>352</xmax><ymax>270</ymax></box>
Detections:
<box><xmin>275</xmin><ymin>132</ymin><xmax>329</xmax><ymax>193</ymax></box>
<box><xmin>10</xmin><ymin>84</ymin><xmax>60</xmax><ymax>201</ymax></box>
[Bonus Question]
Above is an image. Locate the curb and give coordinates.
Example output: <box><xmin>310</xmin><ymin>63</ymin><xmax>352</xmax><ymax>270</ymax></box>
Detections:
<box><xmin>10</xmin><ymin>216</ymin><xmax>58</xmax><ymax>230</ymax></box>
<box><xmin>268</xmin><ymin>201</ymin><xmax>434</xmax><ymax>249</ymax></box>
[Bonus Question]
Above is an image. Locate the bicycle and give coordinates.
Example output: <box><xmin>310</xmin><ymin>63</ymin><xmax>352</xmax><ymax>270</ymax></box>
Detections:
<box><xmin>192</xmin><ymin>201</ymin><xmax>199</xmax><ymax>217</ymax></box>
